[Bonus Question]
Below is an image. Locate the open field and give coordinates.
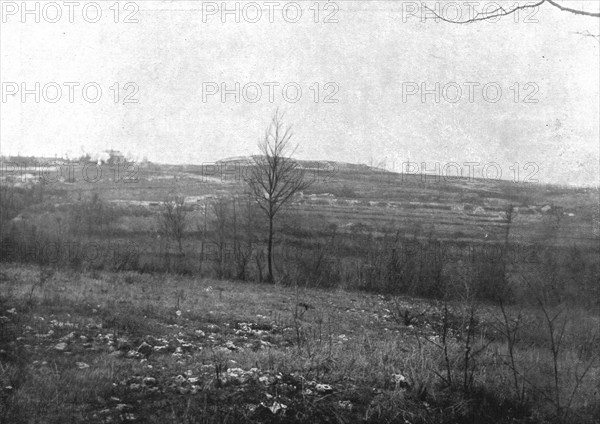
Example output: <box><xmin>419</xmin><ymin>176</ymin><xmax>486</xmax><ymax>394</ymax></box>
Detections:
<box><xmin>2</xmin><ymin>158</ymin><xmax>598</xmax><ymax>299</ymax></box>
<box><xmin>1</xmin><ymin>157</ymin><xmax>599</xmax><ymax>423</ymax></box>
<box><xmin>8</xmin><ymin>159</ymin><xmax>597</xmax><ymax>246</ymax></box>
<box><xmin>1</xmin><ymin>264</ymin><xmax>599</xmax><ymax>424</ymax></box>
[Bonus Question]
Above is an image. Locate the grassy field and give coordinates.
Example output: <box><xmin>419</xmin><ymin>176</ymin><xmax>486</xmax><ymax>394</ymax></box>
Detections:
<box><xmin>1</xmin><ymin>264</ymin><xmax>599</xmax><ymax>424</ymax></box>
<box><xmin>2</xmin><ymin>158</ymin><xmax>598</xmax><ymax>302</ymax></box>
<box><xmin>1</xmin><ymin>157</ymin><xmax>599</xmax><ymax>423</ymax></box>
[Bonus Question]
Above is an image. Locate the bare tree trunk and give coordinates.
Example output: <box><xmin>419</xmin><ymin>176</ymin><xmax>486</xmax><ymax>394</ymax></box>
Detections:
<box><xmin>199</xmin><ymin>203</ymin><xmax>207</xmax><ymax>274</ymax></box>
<box><xmin>267</xmin><ymin>214</ymin><xmax>274</xmax><ymax>283</ymax></box>
<box><xmin>256</xmin><ymin>249</ymin><xmax>264</xmax><ymax>282</ymax></box>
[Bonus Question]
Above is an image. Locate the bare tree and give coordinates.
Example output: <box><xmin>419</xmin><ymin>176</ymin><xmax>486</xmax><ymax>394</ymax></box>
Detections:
<box><xmin>232</xmin><ymin>196</ymin><xmax>261</xmax><ymax>281</ymax></box>
<box><xmin>245</xmin><ymin>110</ymin><xmax>313</xmax><ymax>283</ymax></box>
<box><xmin>158</xmin><ymin>195</ymin><xmax>187</xmax><ymax>257</ymax></box>
<box><xmin>197</xmin><ymin>202</ymin><xmax>208</xmax><ymax>274</ymax></box>
<box><xmin>209</xmin><ymin>196</ymin><xmax>232</xmax><ymax>278</ymax></box>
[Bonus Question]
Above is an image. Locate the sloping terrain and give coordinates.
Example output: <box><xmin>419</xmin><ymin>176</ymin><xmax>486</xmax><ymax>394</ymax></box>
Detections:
<box><xmin>1</xmin><ymin>265</ymin><xmax>598</xmax><ymax>423</ymax></box>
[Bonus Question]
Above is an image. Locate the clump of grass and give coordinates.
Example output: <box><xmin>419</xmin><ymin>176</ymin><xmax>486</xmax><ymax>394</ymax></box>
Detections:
<box><xmin>100</xmin><ymin>305</ymin><xmax>158</xmax><ymax>338</ymax></box>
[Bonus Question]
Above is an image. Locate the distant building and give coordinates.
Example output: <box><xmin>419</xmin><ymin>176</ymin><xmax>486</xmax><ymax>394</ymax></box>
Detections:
<box><xmin>104</xmin><ymin>150</ymin><xmax>125</xmax><ymax>166</ymax></box>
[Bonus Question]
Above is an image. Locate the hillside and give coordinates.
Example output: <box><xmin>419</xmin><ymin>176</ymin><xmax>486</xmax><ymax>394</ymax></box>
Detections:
<box><xmin>1</xmin><ymin>156</ymin><xmax>599</xmax><ymax>424</ymax></box>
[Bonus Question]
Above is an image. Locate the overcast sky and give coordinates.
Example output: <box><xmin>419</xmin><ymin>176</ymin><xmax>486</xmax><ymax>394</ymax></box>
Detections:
<box><xmin>1</xmin><ymin>1</ymin><xmax>599</xmax><ymax>185</ymax></box>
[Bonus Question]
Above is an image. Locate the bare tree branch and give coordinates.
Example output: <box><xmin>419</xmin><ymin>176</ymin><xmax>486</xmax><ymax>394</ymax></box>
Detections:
<box><xmin>158</xmin><ymin>195</ymin><xmax>187</xmax><ymax>258</ymax></box>
<box><xmin>571</xmin><ymin>30</ymin><xmax>600</xmax><ymax>42</ymax></box>
<box><xmin>546</xmin><ymin>0</ymin><xmax>600</xmax><ymax>17</ymax></box>
<box><xmin>423</xmin><ymin>1</ymin><xmax>545</xmax><ymax>24</ymax></box>
<box><xmin>423</xmin><ymin>0</ymin><xmax>598</xmax><ymax>25</ymax></box>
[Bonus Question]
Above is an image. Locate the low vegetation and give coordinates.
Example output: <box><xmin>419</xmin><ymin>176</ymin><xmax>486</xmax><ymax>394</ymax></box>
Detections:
<box><xmin>0</xmin><ymin>265</ymin><xmax>598</xmax><ymax>423</ymax></box>
<box><xmin>1</xmin><ymin>146</ymin><xmax>598</xmax><ymax>423</ymax></box>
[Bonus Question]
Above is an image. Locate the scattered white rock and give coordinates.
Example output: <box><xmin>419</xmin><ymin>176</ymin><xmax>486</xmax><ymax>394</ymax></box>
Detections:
<box><xmin>392</xmin><ymin>373</ymin><xmax>410</xmax><ymax>389</ymax></box>
<box><xmin>137</xmin><ymin>342</ymin><xmax>153</xmax><ymax>356</ymax></box>
<box><xmin>54</xmin><ymin>342</ymin><xmax>68</xmax><ymax>351</ymax></box>
<box><xmin>338</xmin><ymin>400</ymin><xmax>353</xmax><ymax>410</ymax></box>
<box><xmin>259</xmin><ymin>375</ymin><xmax>272</xmax><ymax>385</ymax></box>
<box><xmin>316</xmin><ymin>384</ymin><xmax>333</xmax><ymax>394</ymax></box>
<box><xmin>59</xmin><ymin>332</ymin><xmax>75</xmax><ymax>342</ymax></box>
<box><xmin>143</xmin><ymin>377</ymin><xmax>157</xmax><ymax>386</ymax></box>
<box><xmin>268</xmin><ymin>401</ymin><xmax>287</xmax><ymax>414</ymax></box>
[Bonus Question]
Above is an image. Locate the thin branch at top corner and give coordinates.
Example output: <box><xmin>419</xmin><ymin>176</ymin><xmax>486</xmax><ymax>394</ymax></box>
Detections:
<box><xmin>423</xmin><ymin>0</ymin><xmax>600</xmax><ymax>24</ymax></box>
<box><xmin>546</xmin><ymin>0</ymin><xmax>600</xmax><ymax>18</ymax></box>
<box><xmin>422</xmin><ymin>1</ymin><xmax>545</xmax><ymax>24</ymax></box>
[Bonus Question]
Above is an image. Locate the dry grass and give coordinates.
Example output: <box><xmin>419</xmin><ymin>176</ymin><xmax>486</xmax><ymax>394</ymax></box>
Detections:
<box><xmin>0</xmin><ymin>264</ymin><xmax>598</xmax><ymax>423</ymax></box>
